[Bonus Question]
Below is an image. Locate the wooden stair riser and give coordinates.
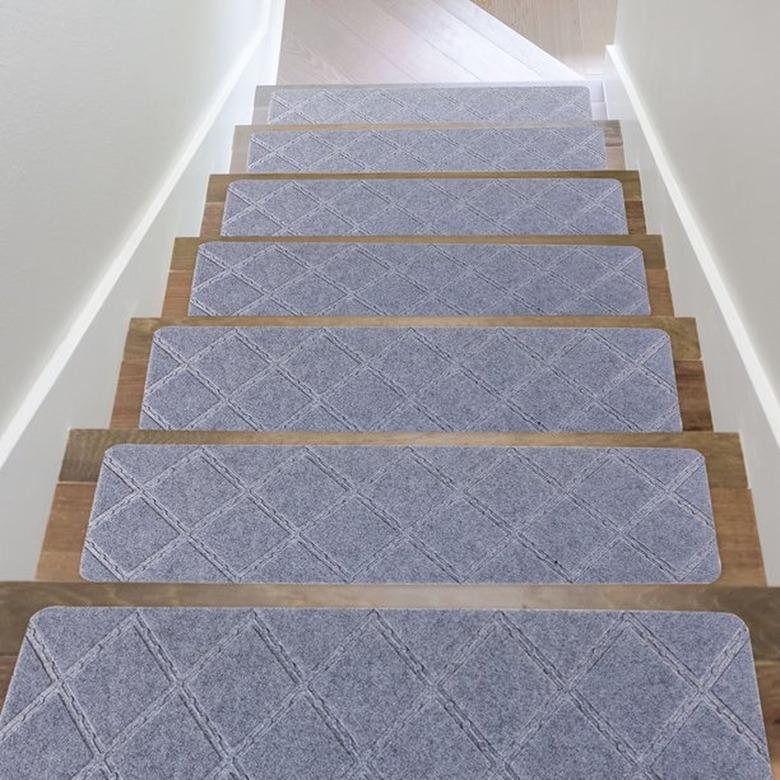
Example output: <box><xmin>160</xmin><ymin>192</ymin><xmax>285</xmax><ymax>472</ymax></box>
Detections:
<box><xmin>2</xmin><ymin>582</ymin><xmax>779</xmax><ymax>650</ymax></box>
<box><xmin>59</xmin><ymin>430</ymin><xmax>749</xmax><ymax>485</ymax></box>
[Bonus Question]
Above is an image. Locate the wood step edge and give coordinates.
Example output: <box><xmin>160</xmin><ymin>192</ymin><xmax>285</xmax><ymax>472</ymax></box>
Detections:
<box><xmin>171</xmin><ymin>234</ymin><xmax>667</xmax><ymax>270</ymax></box>
<box><xmin>127</xmin><ymin>315</ymin><xmax>701</xmax><ymax>359</ymax></box>
<box><xmin>2</xmin><ymin>582</ymin><xmax>779</xmax><ymax>654</ymax></box>
<box><xmin>61</xmin><ymin>429</ymin><xmax>748</xmax><ymax>486</ymax></box>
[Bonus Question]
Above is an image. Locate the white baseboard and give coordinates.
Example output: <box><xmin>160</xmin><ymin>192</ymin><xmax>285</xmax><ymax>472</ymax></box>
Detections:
<box><xmin>604</xmin><ymin>45</ymin><xmax>780</xmax><ymax>583</ymax></box>
<box><xmin>0</xmin><ymin>4</ymin><xmax>285</xmax><ymax>579</ymax></box>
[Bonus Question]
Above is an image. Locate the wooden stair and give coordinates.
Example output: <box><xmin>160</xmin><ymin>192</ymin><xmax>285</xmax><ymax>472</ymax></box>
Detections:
<box><xmin>1</xmin><ymin>81</ymin><xmax>777</xmax><ymax>775</ymax></box>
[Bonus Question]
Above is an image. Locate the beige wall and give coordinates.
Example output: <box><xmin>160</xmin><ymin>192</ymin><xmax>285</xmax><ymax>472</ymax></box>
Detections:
<box><xmin>608</xmin><ymin>1</ymin><xmax>780</xmax><ymax>580</ymax></box>
<box><xmin>0</xmin><ymin>0</ymin><xmax>285</xmax><ymax>576</ymax></box>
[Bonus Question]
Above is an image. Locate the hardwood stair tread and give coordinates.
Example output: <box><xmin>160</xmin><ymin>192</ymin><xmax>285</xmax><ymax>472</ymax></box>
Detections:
<box><xmin>242</xmin><ymin>125</ymin><xmax>610</xmax><ymax>174</ymax></box>
<box><xmin>258</xmin><ymin>83</ymin><xmax>596</xmax><ymax>124</ymax></box>
<box><xmin>37</xmin><ymin>429</ymin><xmax>764</xmax><ymax>586</ymax></box>
<box><xmin>200</xmin><ymin>170</ymin><xmax>646</xmax><ymax>238</ymax></box>
<box><xmin>170</xmin><ymin>239</ymin><xmax>666</xmax><ymax>318</ymax></box>
<box><xmin>110</xmin><ymin>317</ymin><xmax>712</xmax><ymax>434</ymax></box>
<box><xmin>165</xmin><ymin>235</ymin><xmax>669</xmax><ymax>318</ymax></box>
<box><xmin>231</xmin><ymin>120</ymin><xmax>626</xmax><ymax>172</ymax></box>
<box><xmin>0</xmin><ymin>604</ymin><xmax>771</xmax><ymax>776</ymax></box>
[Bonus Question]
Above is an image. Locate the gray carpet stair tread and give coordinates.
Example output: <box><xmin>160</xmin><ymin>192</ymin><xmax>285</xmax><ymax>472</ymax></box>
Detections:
<box><xmin>189</xmin><ymin>242</ymin><xmax>650</xmax><ymax>317</ymax></box>
<box><xmin>0</xmin><ymin>608</ymin><xmax>769</xmax><ymax>779</ymax></box>
<box><xmin>81</xmin><ymin>444</ymin><xmax>719</xmax><ymax>584</ymax></box>
<box><xmin>248</xmin><ymin>126</ymin><xmax>607</xmax><ymax>173</ymax></box>
<box><xmin>140</xmin><ymin>327</ymin><xmax>683</xmax><ymax>433</ymax></box>
<box><xmin>221</xmin><ymin>178</ymin><xmax>628</xmax><ymax>237</ymax></box>
<box><xmin>267</xmin><ymin>84</ymin><xmax>593</xmax><ymax>123</ymax></box>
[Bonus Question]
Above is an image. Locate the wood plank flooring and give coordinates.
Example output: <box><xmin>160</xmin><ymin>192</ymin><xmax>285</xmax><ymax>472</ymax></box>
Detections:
<box><xmin>472</xmin><ymin>0</ymin><xmax>617</xmax><ymax>77</ymax></box>
<box><xmin>276</xmin><ymin>0</ymin><xmax>583</xmax><ymax>85</ymax></box>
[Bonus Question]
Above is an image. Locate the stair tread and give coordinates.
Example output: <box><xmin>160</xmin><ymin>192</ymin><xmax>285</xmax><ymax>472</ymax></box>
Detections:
<box><xmin>139</xmin><ymin>325</ymin><xmax>682</xmax><ymax>433</ymax></box>
<box><xmin>232</xmin><ymin>121</ymin><xmax>626</xmax><ymax>173</ymax></box>
<box><xmin>0</xmin><ymin>607</ymin><xmax>770</xmax><ymax>778</ymax></box>
<box><xmin>247</xmin><ymin>125</ymin><xmax>607</xmax><ymax>173</ymax></box>
<box><xmin>172</xmin><ymin>235</ymin><xmax>665</xmax><ymax>269</ymax></box>
<box><xmin>42</xmin><ymin>430</ymin><xmax>764</xmax><ymax>584</ymax></box>
<box><xmin>81</xmin><ymin>443</ymin><xmax>718</xmax><ymax>584</ymax></box>
<box><xmin>189</xmin><ymin>241</ymin><xmax>650</xmax><ymax>317</ymax></box>
<box><xmin>220</xmin><ymin>177</ymin><xmax>629</xmax><ymax>237</ymax></box>
<box><xmin>58</xmin><ymin>430</ymin><xmax>748</xmax><ymax>485</ymax></box>
<box><xmin>265</xmin><ymin>84</ymin><xmax>593</xmax><ymax>124</ymax></box>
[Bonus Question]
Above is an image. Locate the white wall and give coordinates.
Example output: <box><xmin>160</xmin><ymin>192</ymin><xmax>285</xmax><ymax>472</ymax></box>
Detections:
<box><xmin>0</xmin><ymin>0</ymin><xmax>286</xmax><ymax>577</ymax></box>
<box><xmin>606</xmin><ymin>1</ymin><xmax>780</xmax><ymax>581</ymax></box>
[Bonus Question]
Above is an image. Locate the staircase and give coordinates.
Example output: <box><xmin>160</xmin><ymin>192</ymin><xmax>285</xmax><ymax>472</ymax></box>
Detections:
<box><xmin>0</xmin><ymin>82</ymin><xmax>777</xmax><ymax>777</ymax></box>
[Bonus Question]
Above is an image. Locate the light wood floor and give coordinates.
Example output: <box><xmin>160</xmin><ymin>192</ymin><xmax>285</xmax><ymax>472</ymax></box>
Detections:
<box><xmin>276</xmin><ymin>0</ymin><xmax>587</xmax><ymax>85</ymax></box>
<box><xmin>473</xmin><ymin>0</ymin><xmax>617</xmax><ymax>77</ymax></box>
<box><xmin>276</xmin><ymin>0</ymin><xmax>616</xmax><ymax>86</ymax></box>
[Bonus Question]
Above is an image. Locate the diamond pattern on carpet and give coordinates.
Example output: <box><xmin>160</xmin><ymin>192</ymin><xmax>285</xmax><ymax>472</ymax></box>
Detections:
<box><xmin>248</xmin><ymin>127</ymin><xmax>607</xmax><ymax>173</ymax></box>
<box><xmin>0</xmin><ymin>609</ymin><xmax>769</xmax><ymax>779</ymax></box>
<box><xmin>139</xmin><ymin>327</ymin><xmax>683</xmax><ymax>433</ymax></box>
<box><xmin>220</xmin><ymin>178</ymin><xmax>628</xmax><ymax>236</ymax></box>
<box><xmin>189</xmin><ymin>242</ymin><xmax>650</xmax><ymax>316</ymax></box>
<box><xmin>81</xmin><ymin>444</ymin><xmax>719</xmax><ymax>584</ymax></box>
<box><xmin>267</xmin><ymin>85</ymin><xmax>593</xmax><ymax>124</ymax></box>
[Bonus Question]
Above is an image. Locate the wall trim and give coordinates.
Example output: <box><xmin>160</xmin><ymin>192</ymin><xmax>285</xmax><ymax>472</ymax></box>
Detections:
<box><xmin>0</xmin><ymin>9</ymin><xmax>275</xmax><ymax>471</ymax></box>
<box><xmin>605</xmin><ymin>44</ymin><xmax>780</xmax><ymax>447</ymax></box>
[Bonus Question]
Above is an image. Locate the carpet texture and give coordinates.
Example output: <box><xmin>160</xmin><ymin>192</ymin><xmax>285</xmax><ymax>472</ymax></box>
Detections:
<box><xmin>81</xmin><ymin>444</ymin><xmax>719</xmax><ymax>584</ymax></box>
<box><xmin>0</xmin><ymin>608</ymin><xmax>769</xmax><ymax>779</ymax></box>
<box><xmin>221</xmin><ymin>178</ymin><xmax>629</xmax><ymax>237</ymax></box>
<box><xmin>189</xmin><ymin>242</ymin><xmax>650</xmax><ymax>317</ymax></box>
<box><xmin>267</xmin><ymin>85</ymin><xmax>593</xmax><ymax>124</ymax></box>
<box><xmin>140</xmin><ymin>327</ymin><xmax>683</xmax><ymax>433</ymax></box>
<box><xmin>248</xmin><ymin>127</ymin><xmax>607</xmax><ymax>173</ymax></box>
